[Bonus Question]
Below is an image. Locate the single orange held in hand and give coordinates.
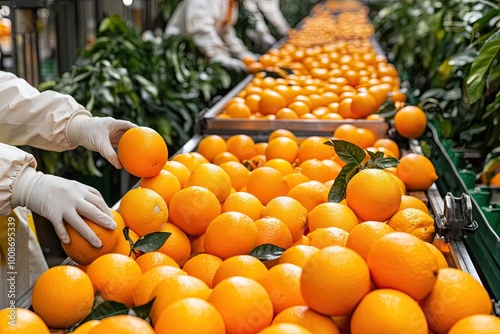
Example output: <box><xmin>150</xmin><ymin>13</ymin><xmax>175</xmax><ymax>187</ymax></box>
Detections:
<box><xmin>118</xmin><ymin>127</ymin><xmax>168</xmax><ymax>177</ymax></box>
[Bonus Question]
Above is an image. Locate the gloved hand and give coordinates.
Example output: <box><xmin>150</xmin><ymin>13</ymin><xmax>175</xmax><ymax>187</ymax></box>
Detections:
<box><xmin>210</xmin><ymin>54</ymin><xmax>247</xmax><ymax>72</ymax></box>
<box><xmin>67</xmin><ymin>113</ymin><xmax>137</xmax><ymax>169</ymax></box>
<box><xmin>261</xmin><ymin>33</ymin><xmax>277</xmax><ymax>50</ymax></box>
<box><xmin>11</xmin><ymin>166</ymin><xmax>116</xmax><ymax>248</ymax></box>
<box><xmin>236</xmin><ymin>50</ymin><xmax>259</xmax><ymax>62</ymax></box>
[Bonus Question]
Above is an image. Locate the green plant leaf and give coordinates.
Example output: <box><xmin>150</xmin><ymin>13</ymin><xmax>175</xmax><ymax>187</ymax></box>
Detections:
<box><xmin>263</xmin><ymin>70</ymin><xmax>285</xmax><ymax>79</ymax></box>
<box><xmin>250</xmin><ymin>244</ymin><xmax>286</xmax><ymax>262</ymax></box>
<box><xmin>82</xmin><ymin>300</ymin><xmax>129</xmax><ymax>322</ymax></box>
<box><xmin>466</xmin><ymin>34</ymin><xmax>500</xmax><ymax>104</ymax></box>
<box><xmin>123</xmin><ymin>227</ymin><xmax>135</xmax><ymax>257</ymax></box>
<box><xmin>129</xmin><ymin>298</ymin><xmax>155</xmax><ymax>320</ymax></box>
<box><xmin>324</xmin><ymin>139</ymin><xmax>366</xmax><ymax>165</ymax></box>
<box><xmin>328</xmin><ymin>162</ymin><xmax>359</xmax><ymax>203</ymax></box>
<box><xmin>133</xmin><ymin>232</ymin><xmax>171</xmax><ymax>253</ymax></box>
<box><xmin>365</xmin><ymin>157</ymin><xmax>400</xmax><ymax>169</ymax></box>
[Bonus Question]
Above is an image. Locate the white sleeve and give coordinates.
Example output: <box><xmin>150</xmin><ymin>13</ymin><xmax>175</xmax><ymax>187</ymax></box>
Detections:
<box><xmin>256</xmin><ymin>0</ymin><xmax>290</xmax><ymax>35</ymax></box>
<box><xmin>185</xmin><ymin>1</ymin><xmax>233</xmax><ymax>58</ymax></box>
<box><xmin>243</xmin><ymin>0</ymin><xmax>273</xmax><ymax>37</ymax></box>
<box><xmin>0</xmin><ymin>143</ymin><xmax>36</xmax><ymax>216</ymax></box>
<box><xmin>0</xmin><ymin>71</ymin><xmax>92</xmax><ymax>152</ymax></box>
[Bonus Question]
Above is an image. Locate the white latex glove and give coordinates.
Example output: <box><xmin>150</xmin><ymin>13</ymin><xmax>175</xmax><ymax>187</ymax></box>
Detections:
<box><xmin>11</xmin><ymin>166</ymin><xmax>117</xmax><ymax>248</ymax></box>
<box><xmin>67</xmin><ymin>113</ymin><xmax>137</xmax><ymax>169</ymax></box>
<box><xmin>261</xmin><ymin>33</ymin><xmax>277</xmax><ymax>50</ymax></box>
<box><xmin>210</xmin><ymin>54</ymin><xmax>247</xmax><ymax>72</ymax></box>
<box><xmin>236</xmin><ymin>50</ymin><xmax>259</xmax><ymax>61</ymax></box>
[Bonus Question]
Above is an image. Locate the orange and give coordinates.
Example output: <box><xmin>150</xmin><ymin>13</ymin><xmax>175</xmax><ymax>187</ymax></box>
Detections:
<box><xmin>204</xmin><ymin>212</ymin><xmax>258</xmax><ymax>260</ymax></box>
<box><xmin>291</xmin><ymin>235</ymin><xmax>311</xmax><ymax>246</ymax></box>
<box><xmin>397</xmin><ymin>153</ymin><xmax>438</xmax><ymax>191</ymax></box>
<box><xmin>263</xmin><ymin>196</ymin><xmax>308</xmax><ymax>242</ymax></box>
<box><xmin>288</xmin><ymin>101</ymin><xmax>311</xmax><ymax>116</ymax></box>
<box><xmin>345</xmin><ymin>221</ymin><xmax>394</xmax><ymax>260</ymax></box>
<box><xmin>425</xmin><ymin>242</ymin><xmax>449</xmax><ymax>269</ymax></box>
<box><xmin>219</xmin><ymin>161</ymin><xmax>250</xmax><ymax>190</ymax></box>
<box><xmin>149</xmin><ymin>274</ymin><xmax>211</xmax><ymax>324</ymax></box>
<box><xmin>139</xmin><ymin>169</ymin><xmax>181</xmax><ymax>206</ymax></box>
<box><xmin>356</xmin><ymin>127</ymin><xmax>377</xmax><ymax>148</ymax></box>
<box><xmin>332</xmin><ymin>124</ymin><xmax>362</xmax><ymax>146</ymax></box>
<box><xmin>154</xmin><ymin>298</ymin><xmax>225</xmax><ymax>334</ymax></box>
<box><xmin>287</xmin><ymin>181</ymin><xmax>329</xmax><ymax>213</ymax></box>
<box><xmin>367</xmin><ymin>84</ymin><xmax>390</xmax><ymax>105</ymax></box>
<box><xmin>226</xmin><ymin>102</ymin><xmax>252</xmax><ymax>118</ymax></box>
<box><xmin>421</xmin><ymin>268</ymin><xmax>493</xmax><ymax>333</ymax></box>
<box><xmin>258</xmin><ymin>323</ymin><xmax>313</xmax><ymax>334</ymax></box>
<box><xmin>87</xmin><ymin>315</ymin><xmax>154</xmax><ymax>334</ymax></box>
<box><xmin>0</xmin><ymin>308</ymin><xmax>50</xmax><ymax>334</ymax></box>
<box><xmin>284</xmin><ymin>171</ymin><xmax>310</xmax><ymax>192</ymax></box>
<box><xmin>243</xmin><ymin>154</ymin><xmax>267</xmax><ymax>170</ymax></box>
<box><xmin>345</xmin><ymin>169</ymin><xmax>402</xmax><ymax>222</ymax></box>
<box><xmin>135</xmin><ymin>251</ymin><xmax>179</xmax><ymax>273</ymax></box>
<box><xmin>208</xmin><ymin>276</ymin><xmax>274</xmax><ymax>334</ymax></box>
<box><xmin>171</xmin><ymin>152</ymin><xmax>209</xmax><ymax>172</ymax></box>
<box><xmin>367</xmin><ymin>232</ymin><xmax>438</xmax><ymax>300</ymax></box>
<box><xmin>255</xmin><ymin>216</ymin><xmax>293</xmax><ymax>249</ymax></box>
<box><xmin>213</xmin><ymin>151</ymin><xmax>239</xmax><ymax>165</ymax></box>
<box><xmin>184</xmin><ymin>163</ymin><xmax>231</xmax><ymax>203</ymax></box>
<box><xmin>307</xmin><ymin>227</ymin><xmax>349</xmax><ymax>248</ymax></box>
<box><xmin>258</xmin><ymin>263</ymin><xmax>306</xmax><ymax>314</ymax></box>
<box><xmin>278</xmin><ymin>245</ymin><xmax>319</xmax><ymax>268</ymax></box>
<box><xmin>32</xmin><ymin>266</ymin><xmax>94</xmax><ymax>329</ymax></box>
<box><xmin>298</xmin><ymin>159</ymin><xmax>340</xmax><ymax>183</ymax></box>
<box><xmin>61</xmin><ymin>212</ymin><xmax>122</xmax><ymax>266</ymax></box>
<box><xmin>297</xmin><ymin>136</ymin><xmax>335</xmax><ymax>163</ymax></box>
<box><xmin>182</xmin><ymin>253</ymin><xmax>223</xmax><ymax>288</ymax></box>
<box><xmin>268</xmin><ymin>129</ymin><xmax>299</xmax><ymax>143</ymax></box>
<box><xmin>276</xmin><ymin>108</ymin><xmax>299</xmax><ymax>119</ymax></box>
<box><xmin>86</xmin><ymin>253</ymin><xmax>142</xmax><ymax>307</ymax></box>
<box><xmin>394</xmin><ymin>105</ymin><xmax>427</xmax><ymax>138</ymax></box>
<box><xmin>133</xmin><ymin>265</ymin><xmax>186</xmax><ymax>306</ymax></box>
<box><xmin>246</xmin><ymin>94</ymin><xmax>262</xmax><ymax>113</ymax></box>
<box><xmin>337</xmin><ymin>98</ymin><xmax>353</xmax><ymax>118</ymax></box>
<box><xmin>119</xmin><ymin>187</ymin><xmax>168</xmax><ymax>237</ymax></box>
<box><xmin>350</xmin><ymin>92</ymin><xmax>378</xmax><ymax>119</ymax></box>
<box><xmin>196</xmin><ymin>135</ymin><xmax>228</xmax><ymax>162</ymax></box>
<box><xmin>307</xmin><ymin>202</ymin><xmax>359</xmax><ymax>232</ymax></box>
<box><xmin>156</xmin><ymin>222</ymin><xmax>191</xmax><ymax>266</ymax></box>
<box><xmin>223</xmin><ymin>192</ymin><xmax>263</xmax><ymax>220</ymax></box>
<box><xmin>272</xmin><ymin>306</ymin><xmax>340</xmax><ymax>334</ymax></box>
<box><xmin>189</xmin><ymin>233</ymin><xmax>205</xmax><ymax>253</ymax></box>
<box><xmin>301</xmin><ymin>246</ymin><xmax>371</xmax><ymax>316</ymax></box>
<box><xmin>72</xmin><ymin>320</ymin><xmax>101</xmax><ymax>334</ymax></box>
<box><xmin>448</xmin><ymin>314</ymin><xmax>500</xmax><ymax>334</ymax></box>
<box><xmin>490</xmin><ymin>172</ymin><xmax>500</xmax><ymax>185</ymax></box>
<box><xmin>168</xmin><ymin>186</ymin><xmax>221</xmax><ymax>236</ymax></box>
<box><xmin>213</xmin><ymin>255</ymin><xmax>268</xmax><ymax>286</ymax></box>
<box><xmin>227</xmin><ymin>134</ymin><xmax>257</xmax><ymax>161</ymax></box>
<box><xmin>247</xmin><ymin>167</ymin><xmax>288</xmax><ymax>205</ymax></box>
<box><xmin>373</xmin><ymin>138</ymin><xmax>400</xmax><ymax>159</ymax></box>
<box><xmin>163</xmin><ymin>160</ymin><xmax>190</xmax><ymax>188</ymax></box>
<box><xmin>266</xmin><ymin>137</ymin><xmax>299</xmax><ymax>163</ymax></box>
<box><xmin>118</xmin><ymin>127</ymin><xmax>168</xmax><ymax>178</ymax></box>
<box><xmin>260</xmin><ymin>89</ymin><xmax>287</xmax><ymax>115</ymax></box>
<box><xmin>264</xmin><ymin>158</ymin><xmax>295</xmax><ymax>176</ymax></box>
<box><xmin>399</xmin><ymin>194</ymin><xmax>430</xmax><ymax>214</ymax></box>
<box><xmin>350</xmin><ymin>289</ymin><xmax>428</xmax><ymax>334</ymax></box>
<box><xmin>387</xmin><ymin>208</ymin><xmax>435</xmax><ymax>242</ymax></box>
<box><xmin>255</xmin><ymin>142</ymin><xmax>269</xmax><ymax>155</ymax></box>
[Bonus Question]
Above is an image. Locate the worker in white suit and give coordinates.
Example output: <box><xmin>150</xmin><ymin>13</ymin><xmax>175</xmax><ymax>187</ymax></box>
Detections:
<box><xmin>165</xmin><ymin>0</ymin><xmax>258</xmax><ymax>72</ymax></box>
<box><xmin>0</xmin><ymin>71</ymin><xmax>136</xmax><ymax>307</ymax></box>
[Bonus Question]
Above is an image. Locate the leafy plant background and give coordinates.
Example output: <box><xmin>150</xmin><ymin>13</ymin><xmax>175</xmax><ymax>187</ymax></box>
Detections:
<box><xmin>369</xmin><ymin>0</ymin><xmax>500</xmax><ymax>172</ymax></box>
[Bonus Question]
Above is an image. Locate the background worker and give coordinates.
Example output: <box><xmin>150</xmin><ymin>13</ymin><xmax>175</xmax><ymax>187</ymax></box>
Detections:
<box><xmin>165</xmin><ymin>0</ymin><xmax>258</xmax><ymax>72</ymax></box>
<box><xmin>0</xmin><ymin>70</ymin><xmax>136</xmax><ymax>307</ymax></box>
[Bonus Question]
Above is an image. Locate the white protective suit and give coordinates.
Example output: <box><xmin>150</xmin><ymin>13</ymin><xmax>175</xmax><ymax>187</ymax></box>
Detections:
<box><xmin>0</xmin><ymin>71</ymin><xmax>135</xmax><ymax>307</ymax></box>
<box><xmin>165</xmin><ymin>0</ymin><xmax>257</xmax><ymax>72</ymax></box>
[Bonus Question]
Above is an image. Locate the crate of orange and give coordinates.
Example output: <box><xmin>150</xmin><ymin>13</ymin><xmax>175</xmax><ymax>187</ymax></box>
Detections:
<box><xmin>199</xmin><ymin>7</ymin><xmax>404</xmax><ymax>138</ymax></box>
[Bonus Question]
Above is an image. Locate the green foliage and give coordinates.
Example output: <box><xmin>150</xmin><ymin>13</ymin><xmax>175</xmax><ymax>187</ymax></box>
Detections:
<box><xmin>324</xmin><ymin>140</ymin><xmax>399</xmax><ymax>203</ymax></box>
<box><xmin>38</xmin><ymin>15</ymin><xmax>231</xmax><ymax>177</ymax></box>
<box><xmin>123</xmin><ymin>226</ymin><xmax>171</xmax><ymax>257</ymax></box>
<box><xmin>250</xmin><ymin>243</ymin><xmax>286</xmax><ymax>262</ymax></box>
<box><xmin>372</xmin><ymin>0</ymin><xmax>500</xmax><ymax>154</ymax></box>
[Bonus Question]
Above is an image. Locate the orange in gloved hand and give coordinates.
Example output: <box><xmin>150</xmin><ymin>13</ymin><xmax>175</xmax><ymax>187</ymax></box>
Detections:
<box><xmin>61</xmin><ymin>210</ymin><xmax>124</xmax><ymax>265</ymax></box>
<box><xmin>118</xmin><ymin>127</ymin><xmax>168</xmax><ymax>177</ymax></box>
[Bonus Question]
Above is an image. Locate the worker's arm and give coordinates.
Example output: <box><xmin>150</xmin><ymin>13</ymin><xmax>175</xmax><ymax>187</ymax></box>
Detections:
<box><xmin>255</xmin><ymin>0</ymin><xmax>290</xmax><ymax>36</ymax></box>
